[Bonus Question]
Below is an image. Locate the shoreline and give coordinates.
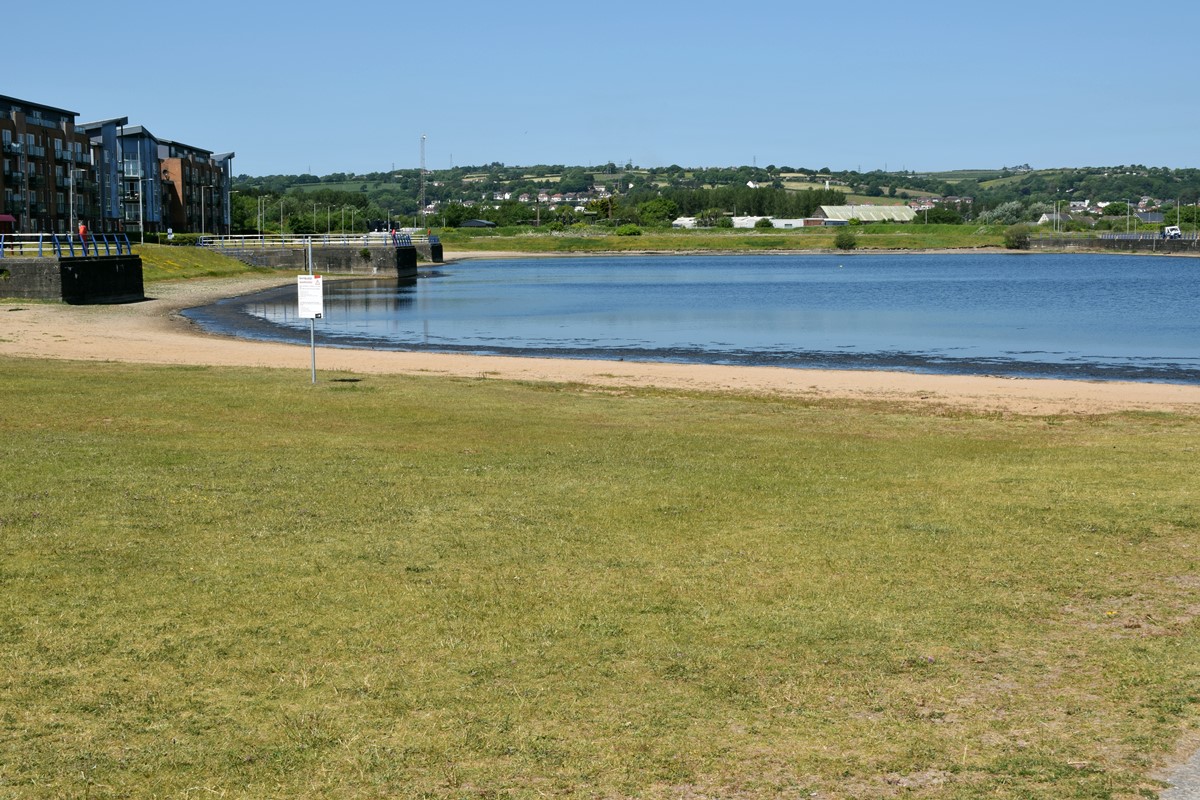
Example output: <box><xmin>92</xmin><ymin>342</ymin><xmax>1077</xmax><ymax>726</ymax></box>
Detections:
<box><xmin>3</xmin><ymin>269</ymin><xmax>1200</xmax><ymax>416</ymax></box>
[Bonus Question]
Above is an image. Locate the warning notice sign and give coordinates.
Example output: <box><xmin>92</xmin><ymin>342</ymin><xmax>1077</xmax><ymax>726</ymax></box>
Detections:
<box><xmin>297</xmin><ymin>274</ymin><xmax>324</xmax><ymax>319</ymax></box>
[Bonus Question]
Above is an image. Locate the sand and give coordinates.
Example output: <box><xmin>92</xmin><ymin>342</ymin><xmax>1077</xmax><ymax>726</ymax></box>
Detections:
<box><xmin>3</xmin><ymin>269</ymin><xmax>1200</xmax><ymax>416</ymax></box>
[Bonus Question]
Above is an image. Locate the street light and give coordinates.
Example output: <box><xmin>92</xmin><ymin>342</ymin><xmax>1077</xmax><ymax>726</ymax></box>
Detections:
<box><xmin>201</xmin><ymin>184</ymin><xmax>215</xmax><ymax>235</ymax></box>
<box><xmin>68</xmin><ymin>166</ymin><xmax>86</xmax><ymax>236</ymax></box>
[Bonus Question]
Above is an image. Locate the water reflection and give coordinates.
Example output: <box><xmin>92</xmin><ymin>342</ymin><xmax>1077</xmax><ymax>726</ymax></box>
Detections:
<box><xmin>180</xmin><ymin>255</ymin><xmax>1200</xmax><ymax>384</ymax></box>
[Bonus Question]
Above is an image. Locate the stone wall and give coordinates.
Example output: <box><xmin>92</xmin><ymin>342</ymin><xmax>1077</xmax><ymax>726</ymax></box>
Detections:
<box><xmin>1</xmin><ymin>255</ymin><xmax>144</xmax><ymax>304</ymax></box>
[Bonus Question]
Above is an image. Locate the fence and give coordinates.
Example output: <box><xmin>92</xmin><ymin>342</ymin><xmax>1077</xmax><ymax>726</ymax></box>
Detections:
<box><xmin>0</xmin><ymin>232</ymin><xmax>134</xmax><ymax>259</ymax></box>
<box><xmin>198</xmin><ymin>231</ymin><xmax>438</xmax><ymax>250</ymax></box>
<box><xmin>1029</xmin><ymin>232</ymin><xmax>1200</xmax><ymax>254</ymax></box>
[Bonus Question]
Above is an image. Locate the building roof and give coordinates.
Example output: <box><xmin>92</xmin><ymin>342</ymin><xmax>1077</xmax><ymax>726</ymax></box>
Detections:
<box><xmin>0</xmin><ymin>94</ymin><xmax>77</xmax><ymax>118</ymax></box>
<box><xmin>818</xmin><ymin>205</ymin><xmax>917</xmax><ymax>222</ymax></box>
<box><xmin>77</xmin><ymin>117</ymin><xmax>130</xmax><ymax>131</ymax></box>
<box><xmin>158</xmin><ymin>138</ymin><xmax>214</xmax><ymax>157</ymax></box>
<box><xmin>115</xmin><ymin>125</ymin><xmax>159</xmax><ymax>140</ymax></box>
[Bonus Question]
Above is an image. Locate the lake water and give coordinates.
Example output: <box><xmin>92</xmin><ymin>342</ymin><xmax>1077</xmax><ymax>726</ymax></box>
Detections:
<box><xmin>182</xmin><ymin>253</ymin><xmax>1200</xmax><ymax>384</ymax></box>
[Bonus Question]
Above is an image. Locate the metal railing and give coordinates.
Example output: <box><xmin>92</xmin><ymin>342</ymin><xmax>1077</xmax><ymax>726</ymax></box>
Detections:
<box><xmin>197</xmin><ymin>231</ymin><xmax>433</xmax><ymax>249</ymax></box>
<box><xmin>0</xmin><ymin>232</ymin><xmax>134</xmax><ymax>259</ymax></box>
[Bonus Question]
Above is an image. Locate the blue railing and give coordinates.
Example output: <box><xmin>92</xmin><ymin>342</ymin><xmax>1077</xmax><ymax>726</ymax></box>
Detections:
<box><xmin>1</xmin><ymin>232</ymin><xmax>133</xmax><ymax>258</ymax></box>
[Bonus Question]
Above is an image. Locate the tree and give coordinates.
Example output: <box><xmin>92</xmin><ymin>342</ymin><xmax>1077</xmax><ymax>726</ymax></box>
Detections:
<box><xmin>558</xmin><ymin>169</ymin><xmax>593</xmax><ymax>193</ymax></box>
<box><xmin>912</xmin><ymin>206</ymin><xmax>963</xmax><ymax>225</ymax></box>
<box><xmin>834</xmin><ymin>228</ymin><xmax>857</xmax><ymax>250</ymax></box>
<box><xmin>696</xmin><ymin>208</ymin><xmax>726</xmax><ymax>227</ymax></box>
<box><xmin>636</xmin><ymin>197</ymin><xmax>679</xmax><ymax>227</ymax></box>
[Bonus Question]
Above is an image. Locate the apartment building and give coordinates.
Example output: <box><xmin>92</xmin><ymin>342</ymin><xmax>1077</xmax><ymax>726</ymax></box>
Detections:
<box><xmin>158</xmin><ymin>139</ymin><xmax>234</xmax><ymax>235</ymax></box>
<box><xmin>2</xmin><ymin>93</ymin><xmax>233</xmax><ymax>235</ymax></box>
<box><xmin>0</xmin><ymin>94</ymin><xmax>99</xmax><ymax>234</ymax></box>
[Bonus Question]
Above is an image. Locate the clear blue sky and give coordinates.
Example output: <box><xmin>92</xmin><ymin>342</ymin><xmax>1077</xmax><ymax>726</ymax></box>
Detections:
<box><xmin>8</xmin><ymin>0</ymin><xmax>1199</xmax><ymax>176</ymax></box>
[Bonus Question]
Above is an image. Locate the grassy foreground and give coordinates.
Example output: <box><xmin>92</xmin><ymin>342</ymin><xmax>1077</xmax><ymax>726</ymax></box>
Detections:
<box><xmin>2</xmin><ymin>359</ymin><xmax>1199</xmax><ymax>798</ymax></box>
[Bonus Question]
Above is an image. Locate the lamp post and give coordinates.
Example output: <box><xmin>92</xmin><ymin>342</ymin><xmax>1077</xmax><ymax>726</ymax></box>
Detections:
<box><xmin>229</xmin><ymin>191</ymin><xmax>240</xmax><ymax>238</ymax></box>
<box><xmin>138</xmin><ymin>177</ymin><xmax>147</xmax><ymax>245</ymax></box>
<box><xmin>200</xmin><ymin>184</ymin><xmax>215</xmax><ymax>235</ymax></box>
<box><xmin>68</xmin><ymin>167</ymin><xmax>85</xmax><ymax>236</ymax></box>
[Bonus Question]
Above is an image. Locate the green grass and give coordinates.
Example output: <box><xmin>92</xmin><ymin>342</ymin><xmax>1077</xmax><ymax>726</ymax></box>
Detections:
<box><xmin>437</xmin><ymin>225</ymin><xmax>1007</xmax><ymax>254</ymax></box>
<box><xmin>2</xmin><ymin>357</ymin><xmax>1199</xmax><ymax>798</ymax></box>
<box><xmin>133</xmin><ymin>244</ymin><xmax>273</xmax><ymax>283</ymax></box>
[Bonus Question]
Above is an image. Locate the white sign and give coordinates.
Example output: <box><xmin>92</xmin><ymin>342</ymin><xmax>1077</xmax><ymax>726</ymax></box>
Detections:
<box><xmin>297</xmin><ymin>274</ymin><xmax>324</xmax><ymax>319</ymax></box>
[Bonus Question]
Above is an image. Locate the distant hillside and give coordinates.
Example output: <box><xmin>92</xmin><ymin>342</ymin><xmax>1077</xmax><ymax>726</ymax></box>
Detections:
<box><xmin>230</xmin><ymin>163</ymin><xmax>1200</xmax><ymax>234</ymax></box>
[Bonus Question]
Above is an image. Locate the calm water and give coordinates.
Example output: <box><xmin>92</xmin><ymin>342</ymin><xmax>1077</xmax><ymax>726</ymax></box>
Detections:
<box><xmin>182</xmin><ymin>253</ymin><xmax>1200</xmax><ymax>383</ymax></box>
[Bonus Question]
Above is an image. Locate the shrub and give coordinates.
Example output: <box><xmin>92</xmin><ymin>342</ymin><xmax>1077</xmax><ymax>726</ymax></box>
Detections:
<box><xmin>143</xmin><ymin>232</ymin><xmax>203</xmax><ymax>247</ymax></box>
<box><xmin>753</xmin><ymin>217</ymin><xmax>775</xmax><ymax>229</ymax></box>
<box><xmin>615</xmin><ymin>224</ymin><xmax>643</xmax><ymax>236</ymax></box>
<box><xmin>1003</xmin><ymin>224</ymin><xmax>1031</xmax><ymax>250</ymax></box>
<box><xmin>834</xmin><ymin>229</ymin><xmax>858</xmax><ymax>250</ymax></box>
<box><xmin>359</xmin><ymin>247</ymin><xmax>372</xmax><ymax>261</ymax></box>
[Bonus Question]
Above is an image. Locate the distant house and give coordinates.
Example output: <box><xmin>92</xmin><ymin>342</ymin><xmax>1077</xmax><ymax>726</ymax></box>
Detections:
<box><xmin>460</xmin><ymin>219</ymin><xmax>497</xmax><ymax>228</ymax></box>
<box><xmin>1037</xmin><ymin>212</ymin><xmax>1071</xmax><ymax>226</ymax></box>
<box><xmin>1038</xmin><ymin>213</ymin><xmax>1095</xmax><ymax>228</ymax></box>
<box><xmin>671</xmin><ymin>216</ymin><xmax>697</xmax><ymax>229</ymax></box>
<box><xmin>814</xmin><ymin>205</ymin><xmax>916</xmax><ymax>223</ymax></box>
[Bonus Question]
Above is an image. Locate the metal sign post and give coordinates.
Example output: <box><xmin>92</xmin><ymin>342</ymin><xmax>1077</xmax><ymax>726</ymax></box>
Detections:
<box><xmin>296</xmin><ymin>241</ymin><xmax>322</xmax><ymax>384</ymax></box>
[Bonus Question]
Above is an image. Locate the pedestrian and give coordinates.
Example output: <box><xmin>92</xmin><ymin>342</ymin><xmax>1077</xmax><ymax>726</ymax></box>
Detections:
<box><xmin>78</xmin><ymin>221</ymin><xmax>88</xmax><ymax>255</ymax></box>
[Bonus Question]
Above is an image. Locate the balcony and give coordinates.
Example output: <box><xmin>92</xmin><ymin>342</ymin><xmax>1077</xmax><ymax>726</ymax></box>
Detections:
<box><xmin>30</xmin><ymin>175</ymin><xmax>47</xmax><ymax>188</ymax></box>
<box><xmin>3</xmin><ymin>142</ymin><xmax>22</xmax><ymax>154</ymax></box>
<box><xmin>5</xmin><ymin>170</ymin><xmax>25</xmax><ymax>182</ymax></box>
<box><xmin>27</xmin><ymin>145</ymin><xmax>46</xmax><ymax>159</ymax></box>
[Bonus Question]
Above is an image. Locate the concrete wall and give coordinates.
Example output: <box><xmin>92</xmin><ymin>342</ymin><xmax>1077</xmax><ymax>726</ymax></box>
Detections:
<box><xmin>1029</xmin><ymin>237</ymin><xmax>1200</xmax><ymax>254</ymax></box>
<box><xmin>1</xmin><ymin>255</ymin><xmax>144</xmax><ymax>303</ymax></box>
<box><xmin>211</xmin><ymin>245</ymin><xmax>421</xmax><ymax>277</ymax></box>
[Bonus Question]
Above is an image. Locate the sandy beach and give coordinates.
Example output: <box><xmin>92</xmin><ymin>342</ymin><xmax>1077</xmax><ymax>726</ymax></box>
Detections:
<box><xmin>3</xmin><ymin>268</ymin><xmax>1200</xmax><ymax>416</ymax></box>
